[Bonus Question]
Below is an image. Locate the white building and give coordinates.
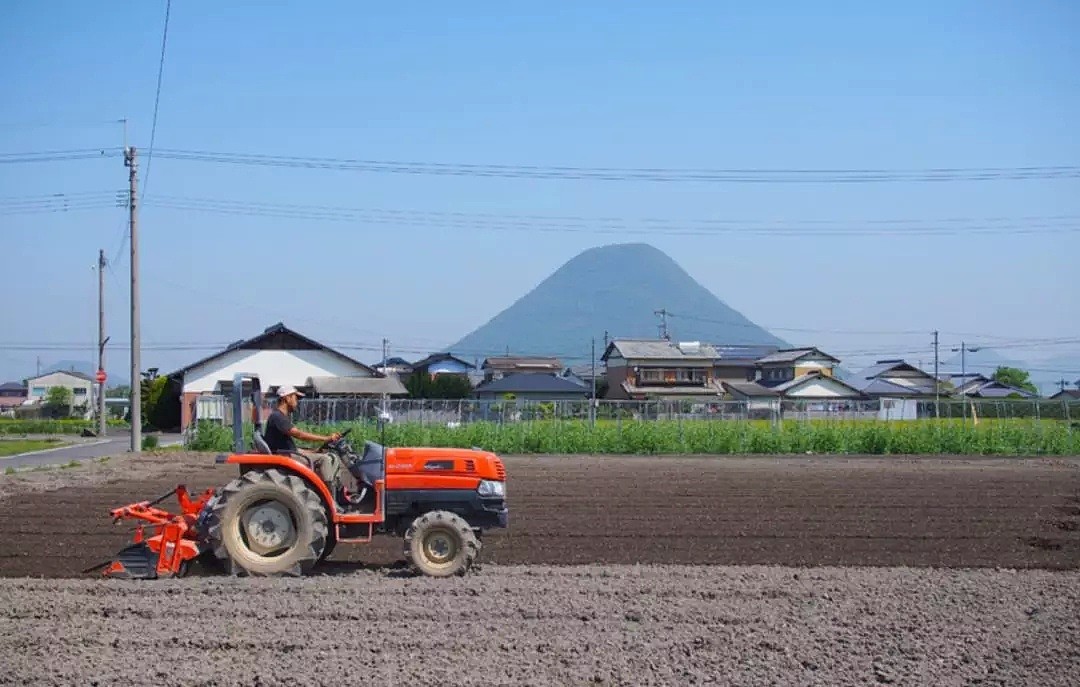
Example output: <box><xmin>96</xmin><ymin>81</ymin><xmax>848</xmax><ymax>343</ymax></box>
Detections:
<box><xmin>169</xmin><ymin>322</ymin><xmax>402</xmax><ymax>430</ymax></box>
<box><xmin>25</xmin><ymin>370</ymin><xmax>94</xmax><ymax>418</ymax></box>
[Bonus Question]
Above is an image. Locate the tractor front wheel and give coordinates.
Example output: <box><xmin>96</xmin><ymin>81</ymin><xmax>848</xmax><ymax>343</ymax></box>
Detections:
<box><xmin>403</xmin><ymin>510</ymin><xmax>479</xmax><ymax>577</ymax></box>
<box><xmin>204</xmin><ymin>469</ymin><xmax>328</xmax><ymax>576</ymax></box>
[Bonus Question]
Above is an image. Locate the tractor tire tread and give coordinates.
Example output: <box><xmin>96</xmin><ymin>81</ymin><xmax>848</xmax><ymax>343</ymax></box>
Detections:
<box><xmin>204</xmin><ymin>468</ymin><xmax>328</xmax><ymax>577</ymax></box>
<box><xmin>403</xmin><ymin>510</ymin><xmax>479</xmax><ymax>578</ymax></box>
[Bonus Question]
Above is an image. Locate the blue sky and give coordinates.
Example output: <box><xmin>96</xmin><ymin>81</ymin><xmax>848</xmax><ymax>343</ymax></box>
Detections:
<box><xmin>1</xmin><ymin>1</ymin><xmax>1078</xmax><ymax>388</ymax></box>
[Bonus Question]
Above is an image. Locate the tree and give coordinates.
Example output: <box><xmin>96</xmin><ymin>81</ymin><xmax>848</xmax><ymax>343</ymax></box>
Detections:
<box><xmin>991</xmin><ymin>366</ymin><xmax>1038</xmax><ymax>394</ymax></box>
<box><xmin>406</xmin><ymin>373</ymin><xmax>473</xmax><ymax>399</ymax></box>
<box><xmin>106</xmin><ymin>385</ymin><xmax>131</xmax><ymax>398</ymax></box>
<box><xmin>44</xmin><ymin>386</ymin><xmax>73</xmax><ymax>419</ymax></box>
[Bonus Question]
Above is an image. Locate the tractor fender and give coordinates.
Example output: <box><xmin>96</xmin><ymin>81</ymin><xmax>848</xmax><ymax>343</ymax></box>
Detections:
<box><xmin>218</xmin><ymin>453</ymin><xmax>336</xmax><ymax>517</ymax></box>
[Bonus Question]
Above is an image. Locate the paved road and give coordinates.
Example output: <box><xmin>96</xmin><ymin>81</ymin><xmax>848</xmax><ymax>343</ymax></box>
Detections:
<box><xmin>2</xmin><ymin>431</ymin><xmax>182</xmax><ymax>470</ymax></box>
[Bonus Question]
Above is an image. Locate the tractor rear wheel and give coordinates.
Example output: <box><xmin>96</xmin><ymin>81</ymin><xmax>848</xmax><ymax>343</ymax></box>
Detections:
<box><xmin>204</xmin><ymin>469</ymin><xmax>328</xmax><ymax>576</ymax></box>
<box><xmin>403</xmin><ymin>510</ymin><xmax>479</xmax><ymax>577</ymax></box>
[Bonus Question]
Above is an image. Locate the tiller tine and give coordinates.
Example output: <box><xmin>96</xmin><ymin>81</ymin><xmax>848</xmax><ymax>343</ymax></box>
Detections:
<box><xmin>99</xmin><ymin>484</ymin><xmax>217</xmax><ymax>580</ymax></box>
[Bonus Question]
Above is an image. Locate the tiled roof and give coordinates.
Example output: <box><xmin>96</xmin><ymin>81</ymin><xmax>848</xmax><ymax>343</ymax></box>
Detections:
<box><xmin>482</xmin><ymin>356</ymin><xmax>563</xmax><ymax>371</ymax></box>
<box><xmin>606</xmin><ymin>339</ymin><xmax>719</xmax><ymax>360</ymax></box>
<box><xmin>756</xmin><ymin>348</ymin><xmax>839</xmax><ymax>364</ymax></box>
<box><xmin>410</xmin><ymin>353</ymin><xmax>476</xmax><ymax>370</ymax></box>
<box><xmin>721</xmin><ymin>381</ymin><xmax>779</xmax><ymax>398</ymax></box>
<box><xmin>476</xmin><ymin>373</ymin><xmax>587</xmax><ymax>395</ymax></box>
<box><xmin>306</xmin><ymin>375</ymin><xmax>408</xmax><ymax>396</ymax></box>
<box><xmin>622</xmin><ymin>380</ymin><xmax>725</xmax><ymax>396</ymax></box>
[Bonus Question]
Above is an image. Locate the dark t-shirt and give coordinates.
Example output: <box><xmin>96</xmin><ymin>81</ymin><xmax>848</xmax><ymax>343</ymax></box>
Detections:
<box><xmin>264</xmin><ymin>408</ymin><xmax>297</xmax><ymax>454</ymax></box>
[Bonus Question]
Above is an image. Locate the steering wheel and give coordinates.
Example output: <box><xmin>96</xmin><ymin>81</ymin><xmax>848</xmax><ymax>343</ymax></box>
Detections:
<box><xmin>317</xmin><ymin>427</ymin><xmax>352</xmax><ymax>452</ymax></box>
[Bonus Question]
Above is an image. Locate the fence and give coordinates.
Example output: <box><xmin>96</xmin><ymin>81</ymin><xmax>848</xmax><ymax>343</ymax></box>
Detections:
<box><xmin>191</xmin><ymin>395</ymin><xmax>1078</xmax><ymax>428</ymax></box>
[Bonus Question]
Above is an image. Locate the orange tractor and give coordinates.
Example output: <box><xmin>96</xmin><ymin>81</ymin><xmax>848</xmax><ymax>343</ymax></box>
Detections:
<box><xmin>101</xmin><ymin>374</ymin><xmax>507</xmax><ymax>579</ymax></box>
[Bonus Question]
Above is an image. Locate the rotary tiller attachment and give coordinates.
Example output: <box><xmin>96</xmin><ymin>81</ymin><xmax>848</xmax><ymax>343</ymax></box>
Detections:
<box><xmin>94</xmin><ymin>485</ymin><xmax>217</xmax><ymax>580</ymax></box>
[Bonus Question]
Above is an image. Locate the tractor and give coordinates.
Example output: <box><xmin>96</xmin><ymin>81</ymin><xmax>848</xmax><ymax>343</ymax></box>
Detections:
<box><xmin>100</xmin><ymin>373</ymin><xmax>507</xmax><ymax>579</ymax></box>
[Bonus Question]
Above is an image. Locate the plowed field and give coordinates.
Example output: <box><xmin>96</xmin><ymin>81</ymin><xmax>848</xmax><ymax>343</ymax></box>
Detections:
<box><xmin>2</xmin><ymin>452</ymin><xmax>1079</xmax><ymax>685</ymax></box>
<box><xmin>1</xmin><ymin>452</ymin><xmax>1079</xmax><ymax>576</ymax></box>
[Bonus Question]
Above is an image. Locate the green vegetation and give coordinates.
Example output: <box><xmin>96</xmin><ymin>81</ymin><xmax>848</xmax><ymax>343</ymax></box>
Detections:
<box><xmin>406</xmin><ymin>373</ymin><xmax>474</xmax><ymax>399</ymax></box>
<box><xmin>991</xmin><ymin>366</ymin><xmax>1039</xmax><ymax>395</ymax></box>
<box><xmin>43</xmin><ymin>386</ymin><xmax>74</xmax><ymax>418</ymax></box>
<box><xmin>0</xmin><ymin>439</ymin><xmax>65</xmax><ymax>457</ymax></box>
<box><xmin>186</xmin><ymin>418</ymin><xmax>1080</xmax><ymax>456</ymax></box>
<box><xmin>0</xmin><ymin>419</ymin><xmax>127</xmax><ymax>435</ymax></box>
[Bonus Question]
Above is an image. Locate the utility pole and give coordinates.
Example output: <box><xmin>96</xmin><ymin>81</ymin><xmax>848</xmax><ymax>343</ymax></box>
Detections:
<box><xmin>1056</xmin><ymin>378</ymin><xmax>1068</xmax><ymax>393</ymax></box>
<box><xmin>125</xmin><ymin>145</ymin><xmax>141</xmax><ymax>453</ymax></box>
<box><xmin>381</xmin><ymin>338</ymin><xmax>388</xmax><ymax>371</ymax></box>
<box><xmin>590</xmin><ymin>337</ymin><xmax>597</xmax><ymax>426</ymax></box>
<box><xmin>951</xmin><ymin>341</ymin><xmax>980</xmax><ymax>426</ymax></box>
<box><xmin>97</xmin><ymin>249</ymin><xmax>109</xmax><ymax>436</ymax></box>
<box><xmin>654</xmin><ymin>309</ymin><xmax>670</xmax><ymax>340</ymax></box>
<box><xmin>932</xmin><ymin>330</ymin><xmax>940</xmax><ymax>418</ymax></box>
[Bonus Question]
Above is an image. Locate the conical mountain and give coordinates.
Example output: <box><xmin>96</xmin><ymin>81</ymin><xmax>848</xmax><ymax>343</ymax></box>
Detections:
<box><xmin>447</xmin><ymin>243</ymin><xmax>788</xmax><ymax>362</ymax></box>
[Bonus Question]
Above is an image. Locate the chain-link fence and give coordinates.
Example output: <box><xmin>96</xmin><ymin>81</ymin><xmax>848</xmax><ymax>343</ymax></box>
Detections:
<box><xmin>192</xmin><ymin>395</ymin><xmax>1078</xmax><ymax>427</ymax></box>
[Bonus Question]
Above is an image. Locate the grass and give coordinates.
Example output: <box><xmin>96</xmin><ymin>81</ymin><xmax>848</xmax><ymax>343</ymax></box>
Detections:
<box><xmin>0</xmin><ymin>439</ymin><xmax>66</xmax><ymax>457</ymax></box>
<box><xmin>0</xmin><ymin>419</ymin><xmax>128</xmax><ymax>435</ymax></box>
<box><xmin>185</xmin><ymin>417</ymin><xmax>1080</xmax><ymax>456</ymax></box>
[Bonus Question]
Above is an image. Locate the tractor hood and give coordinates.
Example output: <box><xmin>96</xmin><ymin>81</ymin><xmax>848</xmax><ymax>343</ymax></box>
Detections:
<box><xmin>385</xmin><ymin>446</ymin><xmax>506</xmax><ymax>482</ymax></box>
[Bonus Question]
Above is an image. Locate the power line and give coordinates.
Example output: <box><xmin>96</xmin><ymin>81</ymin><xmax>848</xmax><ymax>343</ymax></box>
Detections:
<box><xmin>149</xmin><ymin>149</ymin><xmax>1080</xmax><ymax>183</ymax></box>
<box><xmin>144</xmin><ymin>195</ymin><xmax>1080</xmax><ymax>237</ymax></box>
<box><xmin>141</xmin><ymin>0</ymin><xmax>172</xmax><ymax>199</ymax></box>
<box><xmin>0</xmin><ymin>148</ymin><xmax>119</xmax><ymax>164</ymax></box>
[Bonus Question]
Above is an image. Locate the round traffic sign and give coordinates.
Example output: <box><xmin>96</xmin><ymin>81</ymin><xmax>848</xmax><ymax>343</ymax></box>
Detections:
<box><xmin>96</xmin><ymin>369</ymin><xmax>107</xmax><ymax>384</ymax></box>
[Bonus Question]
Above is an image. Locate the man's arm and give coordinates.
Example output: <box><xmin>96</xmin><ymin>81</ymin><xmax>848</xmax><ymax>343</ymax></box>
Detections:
<box><xmin>288</xmin><ymin>426</ymin><xmax>340</xmax><ymax>444</ymax></box>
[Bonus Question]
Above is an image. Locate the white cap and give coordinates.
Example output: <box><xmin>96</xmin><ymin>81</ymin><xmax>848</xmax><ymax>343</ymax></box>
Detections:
<box><xmin>277</xmin><ymin>385</ymin><xmax>305</xmax><ymax>398</ymax></box>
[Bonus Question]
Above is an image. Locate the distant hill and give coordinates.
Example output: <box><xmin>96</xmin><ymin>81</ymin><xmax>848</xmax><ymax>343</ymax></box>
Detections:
<box><xmin>41</xmin><ymin>359</ymin><xmax>130</xmax><ymax>388</ymax></box>
<box><xmin>446</xmin><ymin>243</ymin><xmax>788</xmax><ymax>363</ymax></box>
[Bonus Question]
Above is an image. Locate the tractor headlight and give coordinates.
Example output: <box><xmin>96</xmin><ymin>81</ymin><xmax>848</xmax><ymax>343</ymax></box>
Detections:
<box><xmin>477</xmin><ymin>480</ymin><xmax>505</xmax><ymax>498</ymax></box>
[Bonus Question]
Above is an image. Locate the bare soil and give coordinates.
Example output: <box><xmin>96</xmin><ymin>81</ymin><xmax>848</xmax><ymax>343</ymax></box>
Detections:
<box><xmin>1</xmin><ymin>452</ymin><xmax>1079</xmax><ymax>577</ymax></box>
<box><xmin>1</xmin><ymin>451</ymin><xmax>1078</xmax><ymax>685</ymax></box>
<box><xmin>1</xmin><ymin>565</ymin><xmax>1077</xmax><ymax>686</ymax></box>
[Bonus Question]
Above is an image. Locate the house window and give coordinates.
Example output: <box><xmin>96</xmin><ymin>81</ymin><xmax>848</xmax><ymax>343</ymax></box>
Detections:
<box><xmin>73</xmin><ymin>388</ymin><xmax>87</xmax><ymax>396</ymax></box>
<box><xmin>639</xmin><ymin>369</ymin><xmax>664</xmax><ymax>383</ymax></box>
<box><xmin>31</xmin><ymin>386</ymin><xmax>46</xmax><ymax>397</ymax></box>
<box><xmin>674</xmin><ymin>368</ymin><xmax>706</xmax><ymax>384</ymax></box>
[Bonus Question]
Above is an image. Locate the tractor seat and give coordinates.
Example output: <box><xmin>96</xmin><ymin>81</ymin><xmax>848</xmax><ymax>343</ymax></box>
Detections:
<box><xmin>252</xmin><ymin>430</ymin><xmax>272</xmax><ymax>454</ymax></box>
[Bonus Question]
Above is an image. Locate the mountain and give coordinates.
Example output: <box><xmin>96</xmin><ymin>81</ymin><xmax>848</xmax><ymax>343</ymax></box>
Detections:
<box><xmin>446</xmin><ymin>243</ymin><xmax>788</xmax><ymax>363</ymax></box>
<box><xmin>41</xmin><ymin>359</ymin><xmax>130</xmax><ymax>388</ymax></box>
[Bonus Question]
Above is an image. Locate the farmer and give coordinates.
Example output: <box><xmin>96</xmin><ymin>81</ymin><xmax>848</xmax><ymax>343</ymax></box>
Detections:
<box><xmin>264</xmin><ymin>385</ymin><xmax>342</xmax><ymax>485</ymax></box>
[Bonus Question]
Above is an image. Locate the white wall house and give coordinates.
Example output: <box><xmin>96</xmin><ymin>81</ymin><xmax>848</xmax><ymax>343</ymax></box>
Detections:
<box><xmin>171</xmin><ymin>322</ymin><xmax>379</xmax><ymax>430</ymax></box>
<box><xmin>25</xmin><ymin>370</ymin><xmax>94</xmax><ymax>418</ymax></box>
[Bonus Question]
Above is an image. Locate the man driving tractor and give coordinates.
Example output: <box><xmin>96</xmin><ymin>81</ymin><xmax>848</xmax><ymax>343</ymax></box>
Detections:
<box><xmin>264</xmin><ymin>385</ymin><xmax>342</xmax><ymax>485</ymax></box>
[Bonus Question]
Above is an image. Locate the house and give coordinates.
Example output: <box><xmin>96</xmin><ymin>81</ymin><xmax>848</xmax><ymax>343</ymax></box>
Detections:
<box><xmin>167</xmin><ymin>322</ymin><xmax>388</xmax><ymax>430</ymax></box>
<box><xmin>24</xmin><ymin>371</ymin><xmax>94</xmax><ymax>418</ymax></box>
<box><xmin>722</xmin><ymin>371</ymin><xmax>866</xmax><ymax>405</ymax></box>
<box><xmin>601</xmin><ymin>339</ymin><xmax>725</xmax><ymax>400</ymax></box>
<box><xmin>754</xmin><ymin>347</ymin><xmax>840</xmax><ymax>385</ymax></box>
<box><xmin>481</xmin><ymin>356</ymin><xmax>563</xmax><ymax>383</ymax></box>
<box><xmin>962</xmin><ymin>379</ymin><xmax>1039</xmax><ymax>399</ymax></box>
<box><xmin>370</xmin><ymin>356</ymin><xmax>413</xmax><ymax>379</ymax></box>
<box><xmin>409</xmin><ymin>353</ymin><xmax>476</xmax><ymax>379</ymax></box>
<box><xmin>561</xmin><ymin>364</ymin><xmax>600</xmax><ymax>387</ymax></box>
<box><xmin>0</xmin><ymin>381</ymin><xmax>27</xmax><ymax>414</ymax></box>
<box><xmin>708</xmin><ymin>344</ymin><xmax>778</xmax><ymax>385</ymax></box>
<box><xmin>474</xmin><ymin>373</ymin><xmax>590</xmax><ymax>401</ymax></box>
<box><xmin>1049</xmin><ymin>389</ymin><xmax>1080</xmax><ymax>401</ymax></box>
<box><xmin>849</xmin><ymin>360</ymin><xmax>945</xmax><ymax>399</ymax></box>
<box><xmin>938</xmin><ymin>372</ymin><xmax>1038</xmax><ymax>399</ymax></box>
